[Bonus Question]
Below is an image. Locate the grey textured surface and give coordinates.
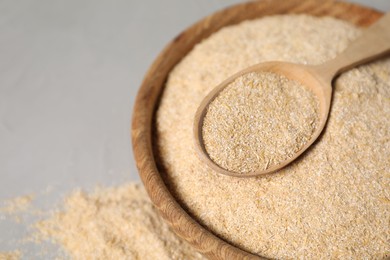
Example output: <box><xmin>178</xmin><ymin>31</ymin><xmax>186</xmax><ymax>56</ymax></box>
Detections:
<box><xmin>0</xmin><ymin>0</ymin><xmax>388</xmax><ymax>257</ymax></box>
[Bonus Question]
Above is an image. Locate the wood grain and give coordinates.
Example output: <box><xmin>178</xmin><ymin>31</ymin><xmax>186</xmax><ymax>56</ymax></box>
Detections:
<box><xmin>131</xmin><ymin>0</ymin><xmax>382</xmax><ymax>259</ymax></box>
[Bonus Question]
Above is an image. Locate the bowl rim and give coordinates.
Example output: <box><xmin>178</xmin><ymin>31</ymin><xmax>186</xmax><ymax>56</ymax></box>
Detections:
<box><xmin>131</xmin><ymin>1</ymin><xmax>382</xmax><ymax>259</ymax></box>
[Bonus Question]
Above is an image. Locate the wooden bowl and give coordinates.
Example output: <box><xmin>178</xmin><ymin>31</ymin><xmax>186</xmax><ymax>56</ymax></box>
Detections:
<box><xmin>132</xmin><ymin>0</ymin><xmax>382</xmax><ymax>259</ymax></box>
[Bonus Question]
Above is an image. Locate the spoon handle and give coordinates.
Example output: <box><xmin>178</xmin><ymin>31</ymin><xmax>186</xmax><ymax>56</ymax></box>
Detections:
<box><xmin>319</xmin><ymin>12</ymin><xmax>390</xmax><ymax>80</ymax></box>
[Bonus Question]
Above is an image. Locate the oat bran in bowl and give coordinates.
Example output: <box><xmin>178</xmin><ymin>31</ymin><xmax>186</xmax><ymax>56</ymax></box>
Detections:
<box><xmin>132</xmin><ymin>0</ymin><xmax>388</xmax><ymax>259</ymax></box>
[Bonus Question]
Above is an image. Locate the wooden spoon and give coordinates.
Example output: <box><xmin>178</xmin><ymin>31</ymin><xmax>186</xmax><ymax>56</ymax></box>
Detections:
<box><xmin>194</xmin><ymin>12</ymin><xmax>390</xmax><ymax>178</ymax></box>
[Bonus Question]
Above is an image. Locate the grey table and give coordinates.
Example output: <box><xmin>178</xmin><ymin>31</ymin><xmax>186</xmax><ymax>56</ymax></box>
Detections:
<box><xmin>0</xmin><ymin>0</ymin><xmax>388</xmax><ymax>258</ymax></box>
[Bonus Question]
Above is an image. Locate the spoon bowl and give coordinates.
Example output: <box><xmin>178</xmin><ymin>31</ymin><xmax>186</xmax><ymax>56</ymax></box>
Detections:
<box><xmin>194</xmin><ymin>12</ymin><xmax>390</xmax><ymax>177</ymax></box>
<box><xmin>194</xmin><ymin>62</ymin><xmax>332</xmax><ymax>177</ymax></box>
